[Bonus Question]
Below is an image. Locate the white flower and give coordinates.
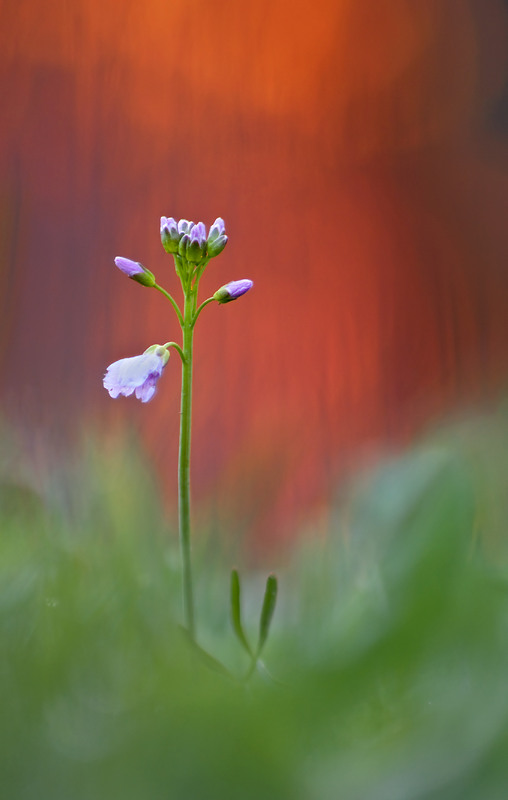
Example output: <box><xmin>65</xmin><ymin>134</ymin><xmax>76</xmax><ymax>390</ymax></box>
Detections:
<box><xmin>103</xmin><ymin>348</ymin><xmax>169</xmax><ymax>403</ymax></box>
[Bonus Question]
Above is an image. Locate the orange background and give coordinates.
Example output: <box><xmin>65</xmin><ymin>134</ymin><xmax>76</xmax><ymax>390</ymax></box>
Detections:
<box><xmin>2</xmin><ymin>0</ymin><xmax>508</xmax><ymax>549</ymax></box>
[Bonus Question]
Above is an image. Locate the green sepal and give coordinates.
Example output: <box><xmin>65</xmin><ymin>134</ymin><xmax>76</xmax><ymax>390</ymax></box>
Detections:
<box><xmin>186</xmin><ymin>239</ymin><xmax>205</xmax><ymax>263</ymax></box>
<box><xmin>207</xmin><ymin>234</ymin><xmax>227</xmax><ymax>258</ymax></box>
<box><xmin>257</xmin><ymin>573</ymin><xmax>278</xmax><ymax>656</ymax></box>
<box><xmin>143</xmin><ymin>344</ymin><xmax>170</xmax><ymax>366</ymax></box>
<box><xmin>161</xmin><ymin>231</ymin><xmax>179</xmax><ymax>255</ymax></box>
<box><xmin>230</xmin><ymin>569</ymin><xmax>253</xmax><ymax>657</ymax></box>
<box><xmin>178</xmin><ymin>233</ymin><xmax>190</xmax><ymax>258</ymax></box>
<box><xmin>213</xmin><ymin>286</ymin><xmax>232</xmax><ymax>303</ymax></box>
<box><xmin>131</xmin><ymin>268</ymin><xmax>156</xmax><ymax>287</ymax></box>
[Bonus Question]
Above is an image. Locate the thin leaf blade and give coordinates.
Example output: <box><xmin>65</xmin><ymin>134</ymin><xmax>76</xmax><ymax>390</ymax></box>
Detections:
<box><xmin>257</xmin><ymin>573</ymin><xmax>278</xmax><ymax>657</ymax></box>
<box><xmin>230</xmin><ymin>568</ymin><xmax>253</xmax><ymax>656</ymax></box>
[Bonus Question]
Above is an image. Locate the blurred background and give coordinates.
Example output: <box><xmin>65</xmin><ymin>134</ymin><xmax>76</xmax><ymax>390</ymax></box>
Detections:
<box><xmin>4</xmin><ymin>4</ymin><xmax>508</xmax><ymax>797</ymax></box>
<box><xmin>2</xmin><ymin>0</ymin><xmax>508</xmax><ymax>552</ymax></box>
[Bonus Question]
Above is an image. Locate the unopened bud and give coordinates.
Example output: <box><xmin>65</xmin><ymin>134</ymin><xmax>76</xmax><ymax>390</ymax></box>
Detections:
<box><xmin>178</xmin><ymin>233</ymin><xmax>191</xmax><ymax>259</ymax></box>
<box><xmin>114</xmin><ymin>256</ymin><xmax>155</xmax><ymax>287</ymax></box>
<box><xmin>213</xmin><ymin>279</ymin><xmax>253</xmax><ymax>303</ymax></box>
<box><xmin>207</xmin><ymin>234</ymin><xmax>228</xmax><ymax>258</ymax></box>
<box><xmin>186</xmin><ymin>222</ymin><xmax>207</xmax><ymax>263</ymax></box>
<box><xmin>207</xmin><ymin>217</ymin><xmax>226</xmax><ymax>244</ymax></box>
<box><xmin>160</xmin><ymin>216</ymin><xmax>180</xmax><ymax>254</ymax></box>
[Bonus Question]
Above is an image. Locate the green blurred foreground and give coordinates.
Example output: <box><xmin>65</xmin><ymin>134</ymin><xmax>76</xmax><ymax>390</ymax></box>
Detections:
<box><xmin>2</xmin><ymin>413</ymin><xmax>508</xmax><ymax>799</ymax></box>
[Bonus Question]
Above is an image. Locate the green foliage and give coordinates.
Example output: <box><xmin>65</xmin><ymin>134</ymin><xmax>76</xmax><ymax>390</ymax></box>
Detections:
<box><xmin>257</xmin><ymin>573</ymin><xmax>278</xmax><ymax>657</ymax></box>
<box><xmin>2</xmin><ymin>418</ymin><xmax>508</xmax><ymax>798</ymax></box>
<box><xmin>230</xmin><ymin>568</ymin><xmax>254</xmax><ymax>657</ymax></box>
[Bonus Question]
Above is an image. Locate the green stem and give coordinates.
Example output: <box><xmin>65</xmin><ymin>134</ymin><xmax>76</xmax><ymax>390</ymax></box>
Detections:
<box><xmin>192</xmin><ymin>257</ymin><xmax>210</xmax><ymax>288</ymax></box>
<box><xmin>193</xmin><ymin>297</ymin><xmax>215</xmax><ymax>327</ymax></box>
<box><xmin>163</xmin><ymin>341</ymin><xmax>185</xmax><ymax>363</ymax></box>
<box><xmin>154</xmin><ymin>283</ymin><xmax>184</xmax><ymax>327</ymax></box>
<box><xmin>178</xmin><ymin>290</ymin><xmax>196</xmax><ymax>638</ymax></box>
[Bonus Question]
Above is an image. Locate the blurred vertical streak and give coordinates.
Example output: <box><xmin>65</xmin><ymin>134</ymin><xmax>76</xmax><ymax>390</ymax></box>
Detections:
<box><xmin>0</xmin><ymin>160</ymin><xmax>22</xmax><ymax>371</ymax></box>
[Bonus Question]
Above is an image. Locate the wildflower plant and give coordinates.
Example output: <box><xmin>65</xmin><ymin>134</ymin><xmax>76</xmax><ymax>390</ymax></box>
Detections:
<box><xmin>104</xmin><ymin>216</ymin><xmax>277</xmax><ymax>678</ymax></box>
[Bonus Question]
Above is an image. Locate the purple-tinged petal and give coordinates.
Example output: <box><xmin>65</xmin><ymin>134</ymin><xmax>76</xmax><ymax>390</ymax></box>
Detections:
<box><xmin>160</xmin><ymin>216</ymin><xmax>178</xmax><ymax>235</ymax></box>
<box><xmin>114</xmin><ymin>256</ymin><xmax>145</xmax><ymax>277</ymax></box>
<box><xmin>161</xmin><ymin>216</ymin><xmax>180</xmax><ymax>254</ymax></box>
<box><xmin>208</xmin><ymin>217</ymin><xmax>226</xmax><ymax>242</ymax></box>
<box><xmin>213</xmin><ymin>279</ymin><xmax>253</xmax><ymax>304</ymax></box>
<box><xmin>186</xmin><ymin>222</ymin><xmax>207</xmax><ymax>262</ymax></box>
<box><xmin>178</xmin><ymin>219</ymin><xmax>194</xmax><ymax>235</ymax></box>
<box><xmin>114</xmin><ymin>256</ymin><xmax>155</xmax><ymax>287</ymax></box>
<box><xmin>192</xmin><ymin>221</ymin><xmax>207</xmax><ymax>247</ymax></box>
<box><xmin>135</xmin><ymin>373</ymin><xmax>159</xmax><ymax>402</ymax></box>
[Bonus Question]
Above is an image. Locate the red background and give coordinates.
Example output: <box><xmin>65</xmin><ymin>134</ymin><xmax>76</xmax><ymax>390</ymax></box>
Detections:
<box><xmin>2</xmin><ymin>0</ymin><xmax>508</xmax><ymax>550</ymax></box>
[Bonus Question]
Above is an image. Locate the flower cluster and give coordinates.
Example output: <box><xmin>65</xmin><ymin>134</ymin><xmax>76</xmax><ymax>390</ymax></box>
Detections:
<box><xmin>160</xmin><ymin>216</ymin><xmax>227</xmax><ymax>262</ymax></box>
<box><xmin>105</xmin><ymin>214</ymin><xmax>253</xmax><ymax>403</ymax></box>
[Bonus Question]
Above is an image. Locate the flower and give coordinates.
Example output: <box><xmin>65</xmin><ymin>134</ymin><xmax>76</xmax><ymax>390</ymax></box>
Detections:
<box><xmin>114</xmin><ymin>256</ymin><xmax>155</xmax><ymax>287</ymax></box>
<box><xmin>178</xmin><ymin>219</ymin><xmax>194</xmax><ymax>235</ymax></box>
<box><xmin>186</xmin><ymin>222</ymin><xmax>207</xmax><ymax>262</ymax></box>
<box><xmin>159</xmin><ymin>216</ymin><xmax>228</xmax><ymax>259</ymax></box>
<box><xmin>114</xmin><ymin>256</ymin><xmax>144</xmax><ymax>277</ymax></box>
<box><xmin>178</xmin><ymin>232</ymin><xmax>191</xmax><ymax>259</ymax></box>
<box><xmin>103</xmin><ymin>346</ymin><xmax>170</xmax><ymax>403</ymax></box>
<box><xmin>160</xmin><ymin>217</ymin><xmax>180</xmax><ymax>254</ymax></box>
<box><xmin>213</xmin><ymin>279</ymin><xmax>253</xmax><ymax>304</ymax></box>
<box><xmin>207</xmin><ymin>217</ymin><xmax>227</xmax><ymax>258</ymax></box>
<box><xmin>207</xmin><ymin>217</ymin><xmax>225</xmax><ymax>243</ymax></box>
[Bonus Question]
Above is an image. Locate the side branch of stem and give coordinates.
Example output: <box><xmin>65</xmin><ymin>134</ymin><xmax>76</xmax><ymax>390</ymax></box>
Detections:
<box><xmin>164</xmin><ymin>341</ymin><xmax>185</xmax><ymax>363</ymax></box>
<box><xmin>193</xmin><ymin>297</ymin><xmax>215</xmax><ymax>327</ymax></box>
<box><xmin>154</xmin><ymin>283</ymin><xmax>184</xmax><ymax>326</ymax></box>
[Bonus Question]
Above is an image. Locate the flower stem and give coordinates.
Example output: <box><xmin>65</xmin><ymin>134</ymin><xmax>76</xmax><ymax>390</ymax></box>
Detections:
<box><xmin>178</xmin><ymin>289</ymin><xmax>196</xmax><ymax>639</ymax></box>
<box><xmin>154</xmin><ymin>283</ymin><xmax>184</xmax><ymax>327</ymax></box>
<box><xmin>193</xmin><ymin>297</ymin><xmax>215</xmax><ymax>327</ymax></box>
<box><xmin>163</xmin><ymin>341</ymin><xmax>185</xmax><ymax>363</ymax></box>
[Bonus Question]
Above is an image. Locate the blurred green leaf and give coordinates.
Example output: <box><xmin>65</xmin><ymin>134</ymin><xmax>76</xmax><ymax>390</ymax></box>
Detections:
<box><xmin>257</xmin><ymin>573</ymin><xmax>278</xmax><ymax>657</ymax></box>
<box><xmin>230</xmin><ymin>568</ymin><xmax>253</xmax><ymax>657</ymax></box>
<box><xmin>2</xmin><ymin>417</ymin><xmax>508</xmax><ymax>798</ymax></box>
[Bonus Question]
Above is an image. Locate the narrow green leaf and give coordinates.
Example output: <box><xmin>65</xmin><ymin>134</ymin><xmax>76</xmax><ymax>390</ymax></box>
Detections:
<box><xmin>230</xmin><ymin>568</ymin><xmax>253</xmax><ymax>656</ymax></box>
<box><xmin>257</xmin><ymin>573</ymin><xmax>278</xmax><ymax>656</ymax></box>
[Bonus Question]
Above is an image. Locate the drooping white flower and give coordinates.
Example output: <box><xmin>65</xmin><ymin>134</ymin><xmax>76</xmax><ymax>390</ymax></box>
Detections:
<box><xmin>103</xmin><ymin>346</ymin><xmax>169</xmax><ymax>403</ymax></box>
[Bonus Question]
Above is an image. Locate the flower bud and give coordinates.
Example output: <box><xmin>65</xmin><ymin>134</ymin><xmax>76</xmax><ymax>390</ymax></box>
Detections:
<box><xmin>178</xmin><ymin>233</ymin><xmax>191</xmax><ymax>259</ymax></box>
<box><xmin>213</xmin><ymin>279</ymin><xmax>253</xmax><ymax>304</ymax></box>
<box><xmin>178</xmin><ymin>219</ymin><xmax>194</xmax><ymax>235</ymax></box>
<box><xmin>186</xmin><ymin>221</ymin><xmax>207</xmax><ymax>263</ymax></box>
<box><xmin>160</xmin><ymin>216</ymin><xmax>180</xmax><ymax>254</ymax></box>
<box><xmin>207</xmin><ymin>234</ymin><xmax>228</xmax><ymax>258</ymax></box>
<box><xmin>114</xmin><ymin>256</ymin><xmax>155</xmax><ymax>287</ymax></box>
<box><xmin>207</xmin><ymin>217</ymin><xmax>225</xmax><ymax>244</ymax></box>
